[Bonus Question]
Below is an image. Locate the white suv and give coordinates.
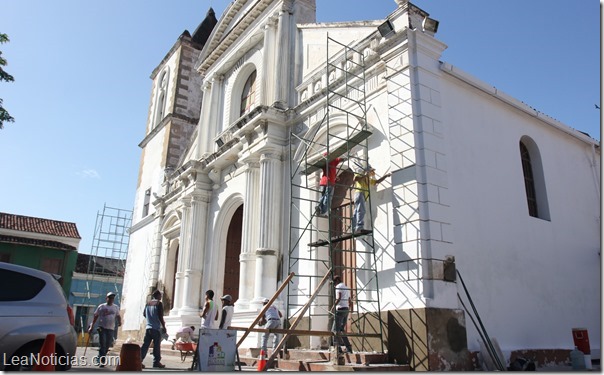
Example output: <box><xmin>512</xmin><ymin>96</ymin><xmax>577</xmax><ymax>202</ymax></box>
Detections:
<box><xmin>0</xmin><ymin>262</ymin><xmax>77</xmax><ymax>371</ymax></box>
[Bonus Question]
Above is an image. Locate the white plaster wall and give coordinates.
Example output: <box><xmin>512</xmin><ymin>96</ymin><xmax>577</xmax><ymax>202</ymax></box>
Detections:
<box><xmin>146</xmin><ymin>49</ymin><xmax>182</xmax><ymax>134</ymax></box>
<box><xmin>299</xmin><ymin>25</ymin><xmax>379</xmax><ymax>79</ymax></box>
<box><xmin>439</xmin><ymin>70</ymin><xmax>601</xmax><ymax>354</ymax></box>
<box><xmin>363</xmin><ymin>85</ymin><xmax>432</xmax><ymax>310</ymax></box>
<box><xmin>124</xmin><ymin>45</ymin><xmax>185</xmax><ymax>332</ymax></box>
<box><xmin>132</xmin><ymin>129</ymin><xmax>169</xmax><ymax>223</ymax></box>
<box><xmin>134</xmin><ymin>47</ymin><xmax>183</xmax><ymax>224</ymax></box>
<box><xmin>121</xmin><ymin>221</ymin><xmax>156</xmax><ymax>331</ymax></box>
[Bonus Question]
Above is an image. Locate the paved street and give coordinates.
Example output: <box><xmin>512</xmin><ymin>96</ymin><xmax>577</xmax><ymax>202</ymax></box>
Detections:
<box><xmin>68</xmin><ymin>344</ymin><xmax>596</xmax><ymax>372</ymax></box>
<box><xmin>70</xmin><ymin>344</ymin><xmax>258</xmax><ymax>372</ymax></box>
<box><xmin>70</xmin><ymin>345</ymin><xmax>195</xmax><ymax>372</ymax></box>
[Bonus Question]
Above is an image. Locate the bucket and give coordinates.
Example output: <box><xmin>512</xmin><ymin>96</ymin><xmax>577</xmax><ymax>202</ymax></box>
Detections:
<box><xmin>116</xmin><ymin>343</ymin><xmax>142</xmax><ymax>371</ymax></box>
<box><xmin>572</xmin><ymin>328</ymin><xmax>592</xmax><ymax>370</ymax></box>
<box><xmin>572</xmin><ymin>328</ymin><xmax>590</xmax><ymax>354</ymax></box>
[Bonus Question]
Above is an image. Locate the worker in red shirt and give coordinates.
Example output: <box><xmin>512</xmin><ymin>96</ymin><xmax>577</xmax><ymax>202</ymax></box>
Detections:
<box><xmin>315</xmin><ymin>152</ymin><xmax>346</xmax><ymax>217</ymax></box>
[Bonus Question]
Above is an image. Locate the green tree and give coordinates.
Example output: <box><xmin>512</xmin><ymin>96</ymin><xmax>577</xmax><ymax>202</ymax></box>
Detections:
<box><xmin>0</xmin><ymin>33</ymin><xmax>15</xmax><ymax>129</ymax></box>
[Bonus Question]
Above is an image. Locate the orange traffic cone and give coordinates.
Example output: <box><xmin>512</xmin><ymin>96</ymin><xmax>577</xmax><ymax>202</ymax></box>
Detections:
<box><xmin>257</xmin><ymin>349</ymin><xmax>267</xmax><ymax>371</ymax></box>
<box><xmin>33</xmin><ymin>333</ymin><xmax>56</xmax><ymax>371</ymax></box>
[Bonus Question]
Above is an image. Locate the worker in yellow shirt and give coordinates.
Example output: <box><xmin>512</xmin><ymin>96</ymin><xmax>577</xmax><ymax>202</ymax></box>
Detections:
<box><xmin>352</xmin><ymin>165</ymin><xmax>390</xmax><ymax>232</ymax></box>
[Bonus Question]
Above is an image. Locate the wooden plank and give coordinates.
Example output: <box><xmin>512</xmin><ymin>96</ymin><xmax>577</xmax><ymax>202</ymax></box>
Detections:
<box><xmin>300</xmin><ymin>129</ymin><xmax>372</xmax><ymax>175</ymax></box>
<box><xmin>308</xmin><ymin>229</ymin><xmax>372</xmax><ymax>247</ymax></box>
<box><xmin>229</xmin><ymin>326</ymin><xmax>381</xmax><ymax>338</ymax></box>
<box><xmin>262</xmin><ymin>269</ymin><xmax>333</xmax><ymax>371</ymax></box>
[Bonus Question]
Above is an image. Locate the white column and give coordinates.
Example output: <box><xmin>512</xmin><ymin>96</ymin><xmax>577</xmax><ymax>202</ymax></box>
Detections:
<box><xmin>254</xmin><ymin>151</ymin><xmax>283</xmax><ymax>302</ymax></box>
<box><xmin>173</xmin><ymin>197</ymin><xmax>191</xmax><ymax>312</ymax></box>
<box><xmin>196</xmin><ymin>81</ymin><xmax>213</xmax><ymax>158</ymax></box>
<box><xmin>237</xmin><ymin>160</ymin><xmax>260</xmax><ymax>310</ymax></box>
<box><xmin>180</xmin><ymin>191</ymin><xmax>211</xmax><ymax>315</ymax></box>
<box><xmin>261</xmin><ymin>17</ymin><xmax>277</xmax><ymax>106</ymax></box>
<box><xmin>149</xmin><ymin>205</ymin><xmax>165</xmax><ymax>292</ymax></box>
<box><xmin>206</xmin><ymin>74</ymin><xmax>224</xmax><ymax>150</ymax></box>
<box><xmin>273</xmin><ymin>7</ymin><xmax>292</xmax><ymax>106</ymax></box>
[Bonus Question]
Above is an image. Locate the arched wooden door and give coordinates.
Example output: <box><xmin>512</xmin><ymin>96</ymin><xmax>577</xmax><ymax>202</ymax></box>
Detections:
<box><xmin>222</xmin><ymin>205</ymin><xmax>243</xmax><ymax>301</ymax></box>
<box><xmin>330</xmin><ymin>169</ymin><xmax>356</xmax><ymax>293</ymax></box>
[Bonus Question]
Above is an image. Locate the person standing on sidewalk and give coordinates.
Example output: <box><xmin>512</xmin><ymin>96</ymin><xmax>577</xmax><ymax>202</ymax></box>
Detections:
<box><xmin>88</xmin><ymin>292</ymin><xmax>121</xmax><ymax>367</ymax></box>
<box><xmin>200</xmin><ymin>289</ymin><xmax>219</xmax><ymax>329</ymax></box>
<box><xmin>331</xmin><ymin>276</ymin><xmax>353</xmax><ymax>354</ymax></box>
<box><xmin>260</xmin><ymin>298</ymin><xmax>283</xmax><ymax>353</ymax></box>
<box><xmin>140</xmin><ymin>290</ymin><xmax>167</xmax><ymax>369</ymax></box>
<box><xmin>218</xmin><ymin>294</ymin><xmax>235</xmax><ymax>329</ymax></box>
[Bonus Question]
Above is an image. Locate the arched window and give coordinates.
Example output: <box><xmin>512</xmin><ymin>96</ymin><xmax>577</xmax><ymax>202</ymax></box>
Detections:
<box><xmin>154</xmin><ymin>69</ymin><xmax>169</xmax><ymax>127</ymax></box>
<box><xmin>239</xmin><ymin>70</ymin><xmax>257</xmax><ymax>116</ymax></box>
<box><xmin>519</xmin><ymin>137</ymin><xmax>550</xmax><ymax>220</ymax></box>
<box><xmin>520</xmin><ymin>142</ymin><xmax>538</xmax><ymax>217</ymax></box>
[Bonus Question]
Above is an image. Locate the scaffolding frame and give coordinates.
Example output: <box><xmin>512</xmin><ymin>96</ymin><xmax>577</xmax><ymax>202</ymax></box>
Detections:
<box><xmin>80</xmin><ymin>204</ymin><xmax>132</xmax><ymax>328</ymax></box>
<box><xmin>286</xmin><ymin>36</ymin><xmax>385</xmax><ymax>354</ymax></box>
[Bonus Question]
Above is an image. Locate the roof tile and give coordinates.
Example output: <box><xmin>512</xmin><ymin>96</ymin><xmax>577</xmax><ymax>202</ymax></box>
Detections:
<box><xmin>0</xmin><ymin>212</ymin><xmax>81</xmax><ymax>239</ymax></box>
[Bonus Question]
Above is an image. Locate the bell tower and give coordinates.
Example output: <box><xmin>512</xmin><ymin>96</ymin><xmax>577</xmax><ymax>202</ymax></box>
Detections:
<box><xmin>133</xmin><ymin>8</ymin><xmax>217</xmax><ymax>224</ymax></box>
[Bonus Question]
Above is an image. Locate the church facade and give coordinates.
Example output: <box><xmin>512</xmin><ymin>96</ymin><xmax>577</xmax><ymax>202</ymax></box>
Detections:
<box><xmin>120</xmin><ymin>0</ymin><xmax>600</xmax><ymax>370</ymax></box>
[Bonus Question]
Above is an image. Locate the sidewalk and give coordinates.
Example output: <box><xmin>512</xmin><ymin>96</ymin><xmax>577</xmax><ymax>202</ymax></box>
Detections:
<box><xmin>70</xmin><ymin>345</ymin><xmax>194</xmax><ymax>371</ymax></box>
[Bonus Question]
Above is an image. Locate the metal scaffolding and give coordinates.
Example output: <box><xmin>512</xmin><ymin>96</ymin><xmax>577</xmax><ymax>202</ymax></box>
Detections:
<box><xmin>286</xmin><ymin>36</ymin><xmax>385</xmax><ymax>354</ymax></box>
<box><xmin>78</xmin><ymin>204</ymin><xmax>132</xmax><ymax>332</ymax></box>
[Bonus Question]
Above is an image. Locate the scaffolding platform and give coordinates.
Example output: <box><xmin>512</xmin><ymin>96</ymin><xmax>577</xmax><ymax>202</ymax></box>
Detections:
<box><xmin>308</xmin><ymin>229</ymin><xmax>372</xmax><ymax>247</ymax></box>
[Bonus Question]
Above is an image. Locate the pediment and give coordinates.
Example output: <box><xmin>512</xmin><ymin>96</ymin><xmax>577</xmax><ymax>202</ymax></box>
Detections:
<box><xmin>196</xmin><ymin>0</ymin><xmax>276</xmax><ymax>75</ymax></box>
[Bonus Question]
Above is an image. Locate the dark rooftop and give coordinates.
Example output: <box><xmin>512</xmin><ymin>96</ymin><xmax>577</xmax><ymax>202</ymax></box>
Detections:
<box><xmin>191</xmin><ymin>7</ymin><xmax>218</xmax><ymax>46</ymax></box>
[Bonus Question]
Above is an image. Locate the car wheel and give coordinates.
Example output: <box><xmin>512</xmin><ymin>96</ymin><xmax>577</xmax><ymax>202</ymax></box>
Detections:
<box><xmin>5</xmin><ymin>342</ymin><xmax>71</xmax><ymax>371</ymax></box>
<box><xmin>4</xmin><ymin>342</ymin><xmax>43</xmax><ymax>371</ymax></box>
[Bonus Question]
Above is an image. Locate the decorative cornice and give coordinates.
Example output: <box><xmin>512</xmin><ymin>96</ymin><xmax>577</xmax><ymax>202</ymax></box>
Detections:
<box><xmin>190</xmin><ymin>192</ymin><xmax>212</xmax><ymax>204</ymax></box>
<box><xmin>139</xmin><ymin>112</ymin><xmax>199</xmax><ymax>148</ymax></box>
<box><xmin>260</xmin><ymin>151</ymin><xmax>282</xmax><ymax>162</ymax></box>
<box><xmin>129</xmin><ymin>214</ymin><xmax>156</xmax><ymax>234</ymax></box>
<box><xmin>196</xmin><ymin>0</ymin><xmax>274</xmax><ymax>75</ymax></box>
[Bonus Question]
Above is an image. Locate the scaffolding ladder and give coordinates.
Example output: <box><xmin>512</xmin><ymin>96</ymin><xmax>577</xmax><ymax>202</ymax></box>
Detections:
<box><xmin>286</xmin><ymin>36</ymin><xmax>385</xmax><ymax>354</ymax></box>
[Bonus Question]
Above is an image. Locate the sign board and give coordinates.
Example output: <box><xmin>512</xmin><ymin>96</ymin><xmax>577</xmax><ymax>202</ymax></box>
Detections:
<box><xmin>196</xmin><ymin>328</ymin><xmax>237</xmax><ymax>371</ymax></box>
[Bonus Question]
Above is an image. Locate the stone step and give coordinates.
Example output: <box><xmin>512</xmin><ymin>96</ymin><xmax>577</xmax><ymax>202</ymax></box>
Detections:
<box><xmin>278</xmin><ymin>360</ymin><xmax>411</xmax><ymax>372</ymax></box>
<box><xmin>285</xmin><ymin>349</ymin><xmax>388</xmax><ymax>364</ymax></box>
<box><xmin>115</xmin><ymin>343</ymin><xmax>409</xmax><ymax>372</ymax></box>
<box><xmin>237</xmin><ymin>348</ymin><xmax>409</xmax><ymax>371</ymax></box>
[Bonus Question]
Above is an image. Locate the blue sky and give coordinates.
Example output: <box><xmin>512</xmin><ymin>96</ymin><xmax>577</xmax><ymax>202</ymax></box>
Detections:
<box><xmin>0</xmin><ymin>0</ymin><xmax>600</xmax><ymax>255</ymax></box>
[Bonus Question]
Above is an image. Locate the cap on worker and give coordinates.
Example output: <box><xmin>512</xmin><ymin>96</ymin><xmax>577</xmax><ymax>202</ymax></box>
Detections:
<box><xmin>107</xmin><ymin>292</ymin><xmax>116</xmax><ymax>298</ymax></box>
<box><xmin>262</xmin><ymin>298</ymin><xmax>270</xmax><ymax>304</ymax></box>
<box><xmin>357</xmin><ymin>164</ymin><xmax>374</xmax><ymax>173</ymax></box>
<box><xmin>220</xmin><ymin>294</ymin><xmax>232</xmax><ymax>302</ymax></box>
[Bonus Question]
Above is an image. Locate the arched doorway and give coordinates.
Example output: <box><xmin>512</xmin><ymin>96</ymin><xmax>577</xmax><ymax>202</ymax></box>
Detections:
<box><xmin>330</xmin><ymin>169</ymin><xmax>357</xmax><ymax>292</ymax></box>
<box><xmin>222</xmin><ymin>205</ymin><xmax>243</xmax><ymax>301</ymax></box>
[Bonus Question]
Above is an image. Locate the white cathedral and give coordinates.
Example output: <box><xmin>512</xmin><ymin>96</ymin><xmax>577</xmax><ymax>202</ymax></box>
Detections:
<box><xmin>120</xmin><ymin>0</ymin><xmax>600</xmax><ymax>370</ymax></box>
